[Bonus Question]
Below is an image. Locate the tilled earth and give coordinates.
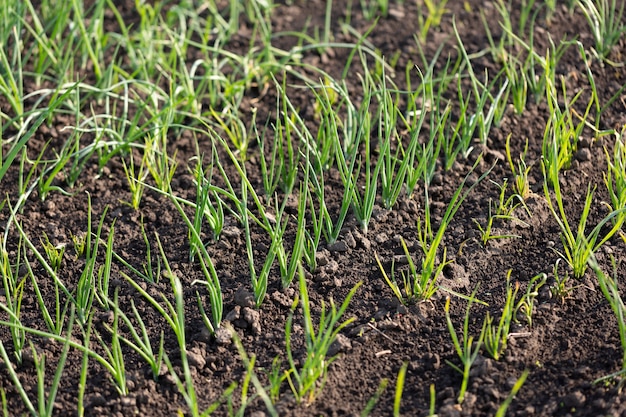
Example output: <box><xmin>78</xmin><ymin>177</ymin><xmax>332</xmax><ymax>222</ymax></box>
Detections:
<box><xmin>1</xmin><ymin>0</ymin><xmax>626</xmax><ymax>416</ymax></box>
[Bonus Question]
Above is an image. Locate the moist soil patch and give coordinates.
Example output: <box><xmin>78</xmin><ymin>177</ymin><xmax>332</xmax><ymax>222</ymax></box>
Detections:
<box><xmin>1</xmin><ymin>1</ymin><xmax>626</xmax><ymax>416</ymax></box>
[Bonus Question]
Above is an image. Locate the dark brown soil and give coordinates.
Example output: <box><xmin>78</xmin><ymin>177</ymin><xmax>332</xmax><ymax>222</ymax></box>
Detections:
<box><xmin>1</xmin><ymin>1</ymin><xmax>626</xmax><ymax>416</ymax></box>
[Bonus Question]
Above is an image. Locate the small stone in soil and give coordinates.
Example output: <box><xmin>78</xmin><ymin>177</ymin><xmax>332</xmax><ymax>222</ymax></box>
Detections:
<box><xmin>344</xmin><ymin>231</ymin><xmax>356</xmax><ymax>248</ymax></box>
<box><xmin>242</xmin><ymin>306</ymin><xmax>261</xmax><ymax>335</ymax></box>
<box><xmin>234</xmin><ymin>288</ymin><xmax>255</xmax><ymax>308</ymax></box>
<box><xmin>324</xmin><ymin>259</ymin><xmax>340</xmax><ymax>274</ymax></box>
<box><xmin>438</xmin><ymin>403</ymin><xmax>461</xmax><ymax>417</ymax></box>
<box><xmin>462</xmin><ymin>392</ymin><xmax>477</xmax><ymax>409</ymax></box>
<box><xmin>316</xmin><ymin>249</ymin><xmax>330</xmax><ymax>266</ymax></box>
<box><xmin>120</xmin><ymin>396</ymin><xmax>136</xmax><ymax>407</ymax></box>
<box><xmin>225</xmin><ymin>306</ymin><xmax>241</xmax><ymax>322</ymax></box>
<box><xmin>186</xmin><ymin>348</ymin><xmax>206</xmax><ymax>369</ymax></box>
<box><xmin>575</xmin><ymin>148</ymin><xmax>591</xmax><ymax>161</ymax></box>
<box><xmin>196</xmin><ymin>327</ymin><xmax>213</xmax><ymax>343</ymax></box>
<box><xmin>271</xmin><ymin>291</ymin><xmax>293</xmax><ymax>308</ymax></box>
<box><xmin>214</xmin><ymin>327</ymin><xmax>232</xmax><ymax>345</ymax></box>
<box><xmin>87</xmin><ymin>393</ymin><xmax>107</xmax><ymax>407</ymax></box>
<box><xmin>375</xmin><ymin>233</ymin><xmax>389</xmax><ymax>244</ymax></box>
<box><xmin>561</xmin><ymin>391</ymin><xmax>585</xmax><ymax>409</ymax></box>
<box><xmin>423</xmin><ymin>352</ymin><xmax>441</xmax><ymax>370</ymax></box>
<box><xmin>483</xmin><ymin>386</ymin><xmax>500</xmax><ymax>400</ymax></box>
<box><xmin>393</xmin><ymin>254</ymin><xmax>408</xmax><ymax>264</ymax></box>
<box><xmin>327</xmin><ymin>333</ymin><xmax>352</xmax><ymax>356</ymax></box>
<box><xmin>328</xmin><ymin>240</ymin><xmax>348</xmax><ymax>252</ymax></box>
<box><xmin>470</xmin><ymin>355</ymin><xmax>493</xmax><ymax>377</ymax></box>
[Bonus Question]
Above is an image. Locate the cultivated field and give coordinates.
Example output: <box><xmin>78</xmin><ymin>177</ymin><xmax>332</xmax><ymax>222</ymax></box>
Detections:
<box><xmin>1</xmin><ymin>0</ymin><xmax>626</xmax><ymax>415</ymax></box>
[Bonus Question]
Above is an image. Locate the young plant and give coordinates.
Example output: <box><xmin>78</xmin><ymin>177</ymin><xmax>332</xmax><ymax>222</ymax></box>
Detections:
<box><xmin>502</xmin><ymin>28</ymin><xmax>574</xmax><ymax>106</ymax></box>
<box><xmin>75</xmin><ymin>196</ymin><xmax>109</xmax><ymax>324</ymax></box>
<box><xmin>302</xmin><ymin>183</ymin><xmax>324</xmax><ymax>272</ymax></box>
<box><xmin>360</xmin><ymin>378</ymin><xmax>389</xmax><ymax>417</ymax></box>
<box><xmin>444</xmin><ymin>288</ymin><xmax>485</xmax><ymax>404</ymax></box>
<box><xmin>0</xmin><ymin>236</ymin><xmax>27</xmax><ymax>363</ymax></box>
<box><xmin>410</xmin><ymin>48</ymin><xmax>457</xmax><ymax>170</ymax></box>
<box><xmin>358</xmin><ymin>0</ymin><xmax>390</xmax><ymax>20</ymax></box>
<box><xmin>77</xmin><ymin>315</ymin><xmax>90</xmax><ymax>417</ymax></box>
<box><xmin>274</xmin><ymin>185</ymin><xmax>308</xmax><ymax>288</ymax></box>
<box><xmin>375</xmin><ymin>236</ymin><xmax>443</xmax><ymax>305</ymax></box>
<box><xmin>240</xmin><ymin>178</ymin><xmax>276</xmax><ymax>307</ymax></box>
<box><xmin>513</xmin><ymin>272</ymin><xmax>547</xmax><ymax>328</ymax></box>
<box><xmin>506</xmin><ymin>134</ymin><xmax>533</xmax><ymax>200</ymax></box>
<box><xmin>473</xmin><ymin>199</ymin><xmax>524</xmax><ymax>247</ymax></box>
<box><xmin>11</xmin><ymin>221</ymin><xmax>72</xmax><ymax>336</ymax></box>
<box><xmin>301</xmin><ymin>78</ymin><xmax>355</xmax><ymax>244</ymax></box>
<box><xmin>542</xmin><ymin>74</ymin><xmax>593</xmax><ymax>177</ymax></box>
<box><xmin>399</xmin><ymin>63</ymin><xmax>440</xmax><ymax>195</ymax></box>
<box><xmin>39</xmin><ymin>234</ymin><xmax>65</xmax><ymax>274</ymax></box>
<box><xmin>0</xmin><ymin>85</ymin><xmax>76</xmax><ymax>185</ymax></box>
<box><xmin>123</xmin><ymin>238</ymin><xmax>205</xmax><ymax>416</ymax></box>
<box><xmin>417</xmin><ymin>0</ymin><xmax>449</xmax><ymax>43</ymax></box>
<box><xmin>505</xmin><ymin>56</ymin><xmax>529</xmax><ymax>115</ymax></box>
<box><xmin>590</xmin><ymin>255</ymin><xmax>626</xmax><ymax>386</ymax></box>
<box><xmin>0</xmin><ymin>274</ymin><xmax>26</xmax><ymax>364</ymax></box>
<box><xmin>577</xmin><ymin>0</ymin><xmax>626</xmax><ymax>62</ymax></box>
<box><xmin>229</xmin><ymin>326</ymin><xmax>279</xmax><ymax>416</ymax></box>
<box><xmin>110</xmin><ymin>218</ymin><xmax>162</xmax><ymax>286</ymax></box>
<box><xmin>482</xmin><ymin>271</ymin><xmax>519</xmax><ymax>360</ymax></box>
<box><xmin>35</xmin><ymin>143</ymin><xmax>70</xmax><ymax>200</ymax></box>
<box><xmin>16</xmin><ymin>146</ymin><xmax>46</xmax><ymax>200</ymax></box>
<box><xmin>604</xmin><ymin>135</ymin><xmax>626</xmax><ymax>234</ymax></box>
<box><xmin>438</xmin><ymin>61</ymin><xmax>507</xmax><ymax>167</ymax></box>
<box><xmin>189</xmin><ymin>155</ymin><xmax>224</xmax><ymax>261</ymax></box>
<box><xmin>542</xmin><ymin>162</ymin><xmax>626</xmax><ymax>278</ymax></box>
<box><xmin>96</xmin><ymin>218</ymin><xmax>116</xmax><ymax>311</ymax></box>
<box><xmin>263</xmin><ymin>356</ymin><xmax>288</xmax><ymax>405</ymax></box>
<box><xmin>453</xmin><ymin>20</ymin><xmax>510</xmax><ymax>151</ymax></box>
<box><xmin>308</xmin><ymin>76</ymin><xmax>340</xmax><ymax>171</ymax></box>
<box><xmin>492</xmin><ymin>178</ymin><xmax>529</xmax><ymax>218</ymax></box>
<box><xmin>0</xmin><ymin>309</ymin><xmax>75</xmax><ymax>417</ymax></box>
<box><xmin>120</xmin><ymin>151</ymin><xmax>148</xmax><ymax>210</ymax></box>
<box><xmin>285</xmin><ymin>265</ymin><xmax>362</xmax><ymax>405</ymax></box>
<box><xmin>0</xmin><ymin>303</ymin><xmax>138</xmax><ymax>405</ymax></box>
<box><xmin>70</xmin><ymin>0</ymin><xmax>104</xmax><ymax>80</ymax></box>
<box><xmin>256</xmin><ymin>118</ymin><xmax>278</xmax><ymax>200</ymax></box>
<box><xmin>495</xmin><ymin>369</ymin><xmax>529</xmax><ymax>417</ymax></box>
<box><xmin>480</xmin><ymin>0</ymin><xmax>514</xmax><ymax>65</ymax></box>
<box><xmin>209</xmin><ymin>106</ymin><xmax>252</xmax><ymax>160</ymax></box>
<box><xmin>0</xmin><ymin>27</ymin><xmax>24</xmax><ymax>124</ymax></box>
<box><xmin>549</xmin><ymin>259</ymin><xmax>577</xmax><ymax>303</ymax></box>
<box><xmin>106</xmin><ymin>288</ymin><xmax>165</xmax><ymax>381</ymax></box>
<box><xmin>71</xmin><ymin>232</ymin><xmax>88</xmax><ymax>258</ymax></box>
<box><xmin>92</xmin><ymin>288</ymin><xmax>127</xmax><ymax>395</ymax></box>
<box><xmin>167</xmin><ymin>193</ymin><xmax>223</xmax><ymax>334</ymax></box>
<box><xmin>506</xmin><ymin>134</ymin><xmax>532</xmax><ymax>200</ymax></box>
<box><xmin>144</xmin><ymin>123</ymin><xmax>178</xmax><ymax>193</ymax></box>
<box><xmin>309</xmin><ymin>152</ymin><xmax>354</xmax><ymax>245</ymax></box>
<box><xmin>375</xmin><ymin>159</ymin><xmax>489</xmax><ymax>305</ymax></box>
<box><xmin>544</xmin><ymin>0</ymin><xmax>557</xmax><ymax>22</ymax></box>
<box><xmin>393</xmin><ymin>362</ymin><xmax>408</xmax><ymax>417</ymax></box>
<box><xmin>377</xmin><ymin>74</ymin><xmax>410</xmax><ymax>210</ymax></box>
<box><xmin>414</xmin><ymin>159</ymin><xmax>490</xmax><ymax>301</ymax></box>
<box><xmin>257</xmin><ymin>78</ymin><xmax>301</xmax><ymax>198</ymax></box>
<box><xmin>478</xmin><ymin>178</ymin><xmax>530</xmax><ymax>241</ymax></box>
<box><xmin>334</xmin><ymin>64</ymin><xmax>381</xmax><ymax>233</ymax></box>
